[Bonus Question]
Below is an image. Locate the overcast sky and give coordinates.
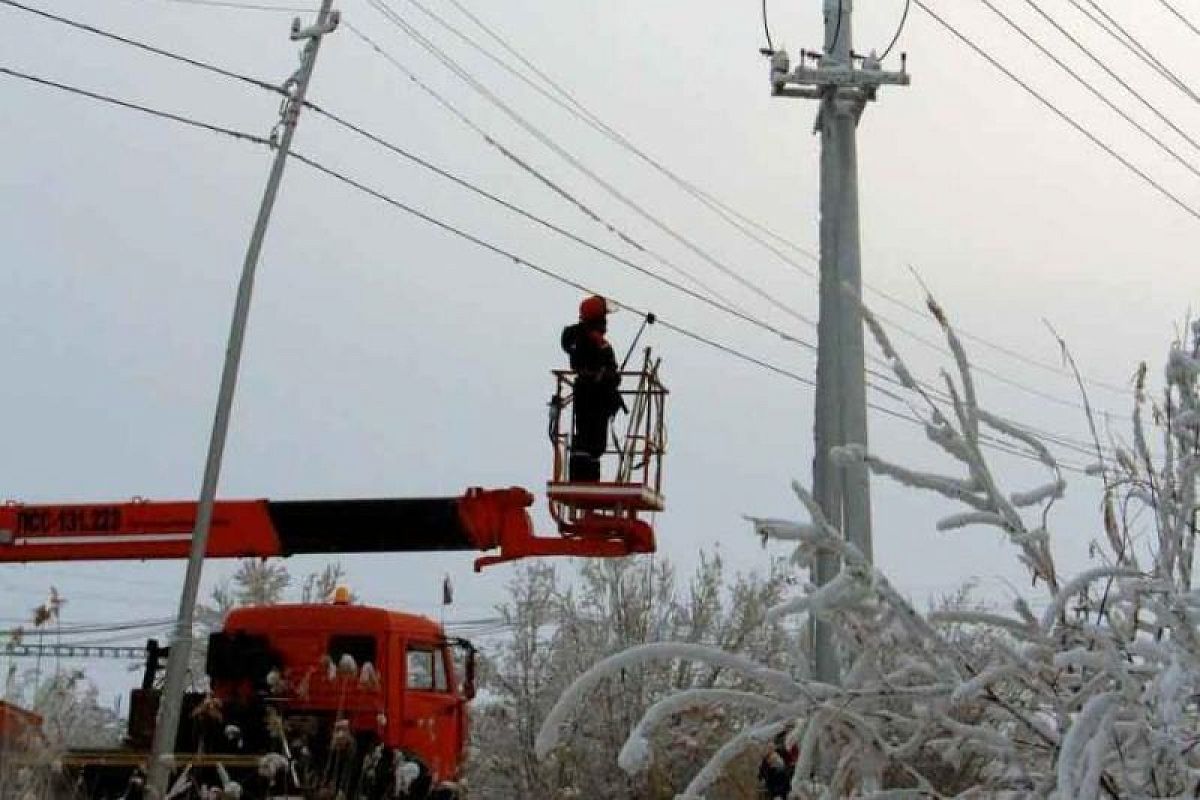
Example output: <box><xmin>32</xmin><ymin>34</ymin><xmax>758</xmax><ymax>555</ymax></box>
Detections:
<box><xmin>1</xmin><ymin>0</ymin><xmax>1197</xmax><ymax>702</ymax></box>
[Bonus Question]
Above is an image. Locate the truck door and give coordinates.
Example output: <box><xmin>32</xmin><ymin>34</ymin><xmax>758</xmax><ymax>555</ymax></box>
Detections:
<box><xmin>402</xmin><ymin>642</ymin><xmax>460</xmax><ymax>783</ymax></box>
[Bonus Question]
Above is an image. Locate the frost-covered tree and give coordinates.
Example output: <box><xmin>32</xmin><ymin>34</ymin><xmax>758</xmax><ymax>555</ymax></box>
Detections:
<box><xmin>300</xmin><ymin>562</ymin><xmax>351</xmax><ymax>604</ymax></box>
<box><xmin>469</xmin><ymin>552</ymin><xmax>795</xmax><ymax>799</ymax></box>
<box><xmin>3</xmin><ymin>668</ymin><xmax>123</xmax><ymax>749</ymax></box>
<box><xmin>536</xmin><ymin>301</ymin><xmax>1200</xmax><ymax>798</ymax></box>
<box><xmin>208</xmin><ymin>558</ymin><xmax>292</xmax><ymax>613</ymax></box>
<box><xmin>1</xmin><ymin>596</ymin><xmax>123</xmax><ymax>800</ymax></box>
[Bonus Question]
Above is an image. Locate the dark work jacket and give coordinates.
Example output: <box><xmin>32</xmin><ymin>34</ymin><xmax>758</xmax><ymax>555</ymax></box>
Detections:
<box><xmin>561</xmin><ymin>322</ymin><xmax>620</xmax><ymax>415</ymax></box>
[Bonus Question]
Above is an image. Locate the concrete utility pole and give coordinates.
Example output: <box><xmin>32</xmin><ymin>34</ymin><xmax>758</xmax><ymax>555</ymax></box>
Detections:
<box><xmin>767</xmin><ymin>0</ymin><xmax>908</xmax><ymax>683</ymax></box>
<box><xmin>146</xmin><ymin>5</ymin><xmax>339</xmax><ymax>796</ymax></box>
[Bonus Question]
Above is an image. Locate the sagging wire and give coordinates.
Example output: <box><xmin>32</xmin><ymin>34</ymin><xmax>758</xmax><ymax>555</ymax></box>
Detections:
<box><xmin>880</xmin><ymin>0</ymin><xmax>911</xmax><ymax>60</ymax></box>
<box><xmin>760</xmin><ymin>0</ymin><xmax>775</xmax><ymax>54</ymax></box>
<box><xmin>829</xmin><ymin>0</ymin><xmax>843</xmax><ymax>53</ymax></box>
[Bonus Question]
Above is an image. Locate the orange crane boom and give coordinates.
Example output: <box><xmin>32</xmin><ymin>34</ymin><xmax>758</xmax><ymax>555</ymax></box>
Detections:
<box><xmin>0</xmin><ymin>488</ymin><xmax>650</xmax><ymax>571</ymax></box>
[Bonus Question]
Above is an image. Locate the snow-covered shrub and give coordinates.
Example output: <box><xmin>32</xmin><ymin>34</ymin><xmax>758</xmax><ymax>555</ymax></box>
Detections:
<box><xmin>537</xmin><ymin>301</ymin><xmax>1200</xmax><ymax>798</ymax></box>
<box><xmin>469</xmin><ymin>554</ymin><xmax>794</xmax><ymax>799</ymax></box>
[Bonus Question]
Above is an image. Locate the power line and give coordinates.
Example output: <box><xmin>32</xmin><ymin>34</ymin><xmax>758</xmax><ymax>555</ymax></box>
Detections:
<box><xmin>21</xmin><ymin>0</ymin><xmax>1129</xmax><ymax>408</ymax></box>
<box><xmin>0</xmin><ymin>65</ymin><xmax>271</xmax><ymax>145</ymax></box>
<box><xmin>302</xmin><ymin>98</ymin><xmax>815</xmax><ymax>354</ymax></box>
<box><xmin>1065</xmin><ymin>0</ymin><xmax>1200</xmax><ymax>104</ymax></box>
<box><xmin>390</xmin><ymin>0</ymin><xmax>819</xmax><ymax>322</ymax></box>
<box><xmin>367</xmin><ymin>0</ymin><xmax>820</xmax><ymax>330</ymax></box>
<box><xmin>0</xmin><ymin>9</ymin><xmax>1110</xmax><ymax>464</ymax></box>
<box><xmin>300</xmin><ymin>90</ymin><xmax>1110</xmax><ymax>461</ymax></box>
<box><xmin>284</xmin><ymin>151</ymin><xmax>809</xmax><ymax>383</ymax></box>
<box><xmin>977</xmin><ymin>0</ymin><xmax>1200</xmax><ymax>181</ymax></box>
<box><xmin>761</xmin><ymin>0</ymin><xmax>775</xmax><ymax>53</ymax></box>
<box><xmin>0</xmin><ymin>0</ymin><xmax>284</xmax><ymax>95</ymax></box>
<box><xmin>880</xmin><ymin>0</ymin><xmax>912</xmax><ymax>60</ymax></box>
<box><xmin>1017</xmin><ymin>0</ymin><xmax>1200</xmax><ymax>159</ymax></box>
<box><xmin>1154</xmin><ymin>0</ymin><xmax>1200</xmax><ymax>41</ymax></box>
<box><xmin>0</xmin><ymin>59</ymin><xmax>1094</xmax><ymax>472</ymax></box>
<box><xmin>4</xmin><ymin>1</ymin><xmax>1131</xmax><ymax>452</ymax></box>
<box><xmin>1077</xmin><ymin>0</ymin><xmax>1197</xmax><ymax>99</ymax></box>
<box><xmin>342</xmin><ymin>26</ymin><xmax>1092</xmax><ymax>461</ymax></box>
<box><xmin>912</xmin><ymin>0</ymin><xmax>1200</xmax><ymax>226</ymax></box>
<box><xmin>394</xmin><ymin>0</ymin><xmax>1131</xmax><ymax>405</ymax></box>
<box><xmin>285</xmin><ymin>149</ymin><xmax>1092</xmax><ymax>473</ymax></box>
<box><xmin>345</xmin><ymin>14</ymin><xmax>1120</xmax><ymax>449</ymax></box>
<box><xmin>830</xmin><ymin>0</ymin><xmax>844</xmax><ymax>53</ymax></box>
<box><xmin>1</xmin><ymin>617</ymin><xmax>175</xmax><ymax>635</ymax></box>
<box><xmin>155</xmin><ymin>0</ymin><xmax>315</xmax><ymax>11</ymax></box>
<box><xmin>341</xmin><ymin>23</ymin><xmax>751</xmax><ymax>323</ymax></box>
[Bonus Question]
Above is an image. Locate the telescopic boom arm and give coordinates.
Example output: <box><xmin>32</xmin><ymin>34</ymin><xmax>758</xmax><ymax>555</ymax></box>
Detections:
<box><xmin>0</xmin><ymin>488</ymin><xmax>646</xmax><ymax>571</ymax></box>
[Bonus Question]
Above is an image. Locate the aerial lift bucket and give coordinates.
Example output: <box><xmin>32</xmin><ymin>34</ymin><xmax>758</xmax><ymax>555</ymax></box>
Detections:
<box><xmin>474</xmin><ymin>349</ymin><xmax>666</xmax><ymax>570</ymax></box>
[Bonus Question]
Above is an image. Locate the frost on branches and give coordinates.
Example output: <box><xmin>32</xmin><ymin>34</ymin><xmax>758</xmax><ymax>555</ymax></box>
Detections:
<box><xmin>469</xmin><ymin>555</ymin><xmax>796</xmax><ymax>799</ymax></box>
<box><xmin>536</xmin><ymin>303</ymin><xmax>1200</xmax><ymax>799</ymax></box>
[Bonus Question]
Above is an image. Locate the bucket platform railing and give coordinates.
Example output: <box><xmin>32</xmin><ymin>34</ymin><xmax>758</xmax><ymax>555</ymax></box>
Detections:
<box><xmin>546</xmin><ymin>348</ymin><xmax>667</xmax><ymax>551</ymax></box>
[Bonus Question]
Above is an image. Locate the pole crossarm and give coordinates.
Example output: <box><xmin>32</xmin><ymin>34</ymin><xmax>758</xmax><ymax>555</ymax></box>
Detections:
<box><xmin>770</xmin><ymin>51</ymin><xmax>910</xmax><ymax>101</ymax></box>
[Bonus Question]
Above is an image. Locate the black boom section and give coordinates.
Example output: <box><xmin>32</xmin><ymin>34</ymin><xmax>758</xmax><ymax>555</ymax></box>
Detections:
<box><xmin>266</xmin><ymin>497</ymin><xmax>476</xmax><ymax>554</ymax></box>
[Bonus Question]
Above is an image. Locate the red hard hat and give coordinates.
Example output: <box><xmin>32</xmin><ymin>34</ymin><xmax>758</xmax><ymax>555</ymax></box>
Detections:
<box><xmin>579</xmin><ymin>295</ymin><xmax>610</xmax><ymax>321</ymax></box>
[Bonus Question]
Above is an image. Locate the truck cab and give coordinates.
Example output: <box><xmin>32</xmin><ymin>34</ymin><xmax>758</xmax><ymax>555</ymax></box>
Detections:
<box><xmin>198</xmin><ymin>597</ymin><xmax>474</xmax><ymax>799</ymax></box>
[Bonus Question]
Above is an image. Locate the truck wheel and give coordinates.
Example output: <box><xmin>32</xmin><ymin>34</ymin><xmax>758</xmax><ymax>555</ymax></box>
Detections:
<box><xmin>393</xmin><ymin>751</ymin><xmax>432</xmax><ymax>800</ymax></box>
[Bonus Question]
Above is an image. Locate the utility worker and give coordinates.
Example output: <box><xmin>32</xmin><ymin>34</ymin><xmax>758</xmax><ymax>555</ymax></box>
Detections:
<box><xmin>561</xmin><ymin>295</ymin><xmax>621</xmax><ymax>482</ymax></box>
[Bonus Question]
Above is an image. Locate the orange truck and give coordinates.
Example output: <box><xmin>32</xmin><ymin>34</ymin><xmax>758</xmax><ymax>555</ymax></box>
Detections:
<box><xmin>71</xmin><ymin>594</ymin><xmax>477</xmax><ymax>800</ymax></box>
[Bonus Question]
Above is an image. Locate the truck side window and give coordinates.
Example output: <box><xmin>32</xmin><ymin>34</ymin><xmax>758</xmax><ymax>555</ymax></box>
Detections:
<box><xmin>406</xmin><ymin>646</ymin><xmax>449</xmax><ymax>692</ymax></box>
<box><xmin>407</xmin><ymin>648</ymin><xmax>435</xmax><ymax>690</ymax></box>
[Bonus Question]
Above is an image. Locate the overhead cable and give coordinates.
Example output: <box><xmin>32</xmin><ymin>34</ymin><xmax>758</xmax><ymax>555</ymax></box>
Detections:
<box><xmin>0</xmin><ymin>0</ymin><xmax>285</xmax><ymax>95</ymax></box>
<box><xmin>304</xmin><ymin>100</ymin><xmax>814</xmax><ymax>352</ymax></box>
<box><xmin>301</xmin><ymin>89</ymin><xmax>1110</xmax><ymax>460</ymax></box>
<box><xmin>394</xmin><ymin>0</ymin><xmax>1130</xmax><ymax>403</ymax></box>
<box><xmin>978</xmin><ymin>0</ymin><xmax>1200</xmax><ymax>181</ymax></box>
<box><xmin>341</xmin><ymin>22</ymin><xmax>750</xmax><ymax>320</ymax></box>
<box><xmin>880</xmin><ymin>0</ymin><xmax>912</xmax><ymax>60</ymax></box>
<box><xmin>158</xmin><ymin>0</ymin><xmax>316</xmax><ymax>11</ymax></box>
<box><xmin>1065</xmin><ymin>0</ymin><xmax>1200</xmax><ymax>104</ymax></box>
<box><xmin>0</xmin><ymin>40</ymin><xmax>1101</xmax><ymax>471</ymax></box>
<box><xmin>284</xmin><ymin>151</ymin><xmax>810</xmax><ymax>388</ymax></box>
<box><xmin>761</xmin><ymin>0</ymin><xmax>774</xmax><ymax>53</ymax></box>
<box><xmin>14</xmin><ymin>0</ymin><xmax>1132</xmax><ymax>412</ymax></box>
<box><xmin>342</xmin><ymin>20</ymin><xmax>1117</xmax><ymax>453</ymax></box>
<box><xmin>1154</xmin><ymin>0</ymin><xmax>1200</xmax><ymax>41</ymax></box>
<box><xmin>52</xmin><ymin>0</ymin><xmax>1126</xmax><ymax>406</ymax></box>
<box><xmin>829</xmin><ymin>0</ymin><xmax>844</xmax><ymax>53</ymax></box>
<box><xmin>0</xmin><ymin>65</ymin><xmax>271</xmax><ymax>145</ymax></box>
<box><xmin>1018</xmin><ymin>0</ymin><xmax>1200</xmax><ymax>159</ymax></box>
<box><xmin>3</xmin><ymin>0</ymin><xmax>1115</xmax><ymax>457</ymax></box>
<box><xmin>389</xmin><ymin>0</ymin><xmax>822</xmax><ymax>314</ymax></box>
<box><xmin>287</xmin><ymin>149</ymin><xmax>1092</xmax><ymax>474</ymax></box>
<box><xmin>0</xmin><ymin>617</ymin><xmax>176</xmax><ymax>635</ymax></box>
<box><xmin>367</xmin><ymin>0</ymin><xmax>820</xmax><ymax>329</ymax></box>
<box><xmin>912</xmin><ymin>0</ymin><xmax>1200</xmax><ymax>226</ymax></box>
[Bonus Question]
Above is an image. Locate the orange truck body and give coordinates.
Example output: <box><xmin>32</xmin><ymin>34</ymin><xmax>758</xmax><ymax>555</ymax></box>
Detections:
<box><xmin>70</xmin><ymin>600</ymin><xmax>477</xmax><ymax>799</ymax></box>
<box><xmin>0</xmin><ymin>700</ymin><xmax>42</xmax><ymax>748</ymax></box>
<box><xmin>212</xmin><ymin>602</ymin><xmax>470</xmax><ymax>789</ymax></box>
